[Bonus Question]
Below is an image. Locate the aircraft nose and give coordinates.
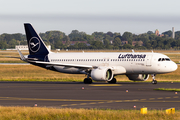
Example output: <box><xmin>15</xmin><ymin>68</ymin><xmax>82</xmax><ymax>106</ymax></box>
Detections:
<box><xmin>171</xmin><ymin>62</ymin><xmax>178</xmax><ymax>72</ymax></box>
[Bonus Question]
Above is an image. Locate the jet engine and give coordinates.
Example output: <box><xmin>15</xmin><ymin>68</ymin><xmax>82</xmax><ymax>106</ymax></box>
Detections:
<box><xmin>91</xmin><ymin>67</ymin><xmax>113</xmax><ymax>81</ymax></box>
<box><xmin>126</xmin><ymin>74</ymin><xmax>149</xmax><ymax>81</ymax></box>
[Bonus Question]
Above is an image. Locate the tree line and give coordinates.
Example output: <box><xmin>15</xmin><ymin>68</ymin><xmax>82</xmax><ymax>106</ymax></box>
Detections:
<box><xmin>0</xmin><ymin>29</ymin><xmax>180</xmax><ymax>50</ymax></box>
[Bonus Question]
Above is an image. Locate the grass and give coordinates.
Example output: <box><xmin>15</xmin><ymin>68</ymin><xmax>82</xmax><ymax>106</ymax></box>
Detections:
<box><xmin>164</xmin><ymin>54</ymin><xmax>180</xmax><ymax>63</ymax></box>
<box><xmin>154</xmin><ymin>88</ymin><xmax>180</xmax><ymax>92</ymax></box>
<box><xmin>0</xmin><ymin>65</ymin><xmax>85</xmax><ymax>82</ymax></box>
<box><xmin>0</xmin><ymin>58</ymin><xmax>26</xmax><ymax>63</ymax></box>
<box><xmin>0</xmin><ymin>107</ymin><xmax>179</xmax><ymax>120</ymax></box>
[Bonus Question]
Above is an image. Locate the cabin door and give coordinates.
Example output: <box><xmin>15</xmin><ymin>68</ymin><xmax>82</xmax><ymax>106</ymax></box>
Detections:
<box><xmin>146</xmin><ymin>55</ymin><xmax>152</xmax><ymax>66</ymax></box>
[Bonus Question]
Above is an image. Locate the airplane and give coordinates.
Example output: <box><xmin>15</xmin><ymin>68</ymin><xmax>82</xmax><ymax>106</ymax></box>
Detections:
<box><xmin>17</xmin><ymin>23</ymin><xmax>178</xmax><ymax>84</ymax></box>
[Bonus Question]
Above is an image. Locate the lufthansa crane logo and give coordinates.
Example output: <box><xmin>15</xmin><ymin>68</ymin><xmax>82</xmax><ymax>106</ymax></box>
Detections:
<box><xmin>29</xmin><ymin>37</ymin><xmax>41</xmax><ymax>52</ymax></box>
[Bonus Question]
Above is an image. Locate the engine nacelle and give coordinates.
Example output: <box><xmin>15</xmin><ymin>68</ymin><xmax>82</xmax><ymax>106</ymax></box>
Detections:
<box><xmin>126</xmin><ymin>74</ymin><xmax>149</xmax><ymax>81</ymax></box>
<box><xmin>91</xmin><ymin>67</ymin><xmax>113</xmax><ymax>81</ymax></box>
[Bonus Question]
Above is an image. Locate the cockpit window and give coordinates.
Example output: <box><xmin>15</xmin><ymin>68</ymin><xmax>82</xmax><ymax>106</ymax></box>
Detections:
<box><xmin>158</xmin><ymin>58</ymin><xmax>171</xmax><ymax>62</ymax></box>
<box><xmin>165</xmin><ymin>58</ymin><xmax>170</xmax><ymax>61</ymax></box>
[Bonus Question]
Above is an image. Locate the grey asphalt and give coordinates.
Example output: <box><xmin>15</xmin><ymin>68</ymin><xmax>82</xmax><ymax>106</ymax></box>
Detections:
<box><xmin>0</xmin><ymin>82</ymin><xmax>179</xmax><ymax>110</ymax></box>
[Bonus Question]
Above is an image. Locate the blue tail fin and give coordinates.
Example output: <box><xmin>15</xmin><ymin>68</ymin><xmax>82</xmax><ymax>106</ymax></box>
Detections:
<box><xmin>24</xmin><ymin>23</ymin><xmax>49</xmax><ymax>55</ymax></box>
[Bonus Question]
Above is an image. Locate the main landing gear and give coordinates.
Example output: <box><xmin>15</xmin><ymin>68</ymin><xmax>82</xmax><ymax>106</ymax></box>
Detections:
<box><xmin>108</xmin><ymin>78</ymin><xmax>117</xmax><ymax>84</ymax></box>
<box><xmin>151</xmin><ymin>74</ymin><xmax>157</xmax><ymax>84</ymax></box>
<box><xmin>84</xmin><ymin>78</ymin><xmax>92</xmax><ymax>84</ymax></box>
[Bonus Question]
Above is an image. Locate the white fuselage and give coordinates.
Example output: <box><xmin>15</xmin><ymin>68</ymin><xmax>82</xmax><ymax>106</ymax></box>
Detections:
<box><xmin>47</xmin><ymin>52</ymin><xmax>177</xmax><ymax>75</ymax></box>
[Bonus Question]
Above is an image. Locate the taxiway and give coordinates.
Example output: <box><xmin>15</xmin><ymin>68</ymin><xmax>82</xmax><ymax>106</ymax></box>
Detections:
<box><xmin>0</xmin><ymin>82</ymin><xmax>179</xmax><ymax>110</ymax></box>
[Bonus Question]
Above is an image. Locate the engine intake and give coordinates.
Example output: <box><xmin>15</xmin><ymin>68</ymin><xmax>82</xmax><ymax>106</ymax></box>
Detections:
<box><xmin>91</xmin><ymin>67</ymin><xmax>113</xmax><ymax>81</ymax></box>
<box><xmin>126</xmin><ymin>74</ymin><xmax>149</xmax><ymax>81</ymax></box>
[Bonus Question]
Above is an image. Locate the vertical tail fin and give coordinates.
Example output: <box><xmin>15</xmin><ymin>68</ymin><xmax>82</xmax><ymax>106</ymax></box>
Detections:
<box><xmin>24</xmin><ymin>23</ymin><xmax>49</xmax><ymax>55</ymax></box>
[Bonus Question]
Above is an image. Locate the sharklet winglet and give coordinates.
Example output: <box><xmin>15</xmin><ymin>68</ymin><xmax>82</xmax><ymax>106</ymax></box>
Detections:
<box><xmin>17</xmin><ymin>49</ymin><xmax>26</xmax><ymax>61</ymax></box>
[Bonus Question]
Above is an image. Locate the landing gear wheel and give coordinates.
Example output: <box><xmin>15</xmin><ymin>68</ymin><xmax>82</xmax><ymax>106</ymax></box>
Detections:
<box><xmin>84</xmin><ymin>78</ymin><xmax>92</xmax><ymax>84</ymax></box>
<box><xmin>108</xmin><ymin>78</ymin><xmax>116</xmax><ymax>84</ymax></box>
<box><xmin>152</xmin><ymin>80</ymin><xmax>157</xmax><ymax>84</ymax></box>
<box><xmin>151</xmin><ymin>74</ymin><xmax>157</xmax><ymax>84</ymax></box>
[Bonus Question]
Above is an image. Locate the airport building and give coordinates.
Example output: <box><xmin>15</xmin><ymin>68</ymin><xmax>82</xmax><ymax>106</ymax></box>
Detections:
<box><xmin>7</xmin><ymin>45</ymin><xmax>51</xmax><ymax>51</ymax></box>
<box><xmin>15</xmin><ymin>45</ymin><xmax>28</xmax><ymax>50</ymax></box>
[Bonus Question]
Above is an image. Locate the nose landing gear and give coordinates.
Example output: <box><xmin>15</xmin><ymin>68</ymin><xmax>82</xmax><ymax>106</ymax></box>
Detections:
<box><xmin>151</xmin><ymin>74</ymin><xmax>157</xmax><ymax>84</ymax></box>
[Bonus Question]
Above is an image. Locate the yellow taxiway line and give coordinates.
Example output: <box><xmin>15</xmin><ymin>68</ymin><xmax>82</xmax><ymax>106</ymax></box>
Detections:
<box><xmin>89</xmin><ymin>84</ymin><xmax>121</xmax><ymax>86</ymax></box>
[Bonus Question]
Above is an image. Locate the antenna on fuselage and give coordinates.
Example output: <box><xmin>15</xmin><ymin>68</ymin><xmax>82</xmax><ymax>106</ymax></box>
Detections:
<box><xmin>151</xmin><ymin>50</ymin><xmax>154</xmax><ymax>53</ymax></box>
<box><xmin>132</xmin><ymin>49</ymin><xmax>134</xmax><ymax>53</ymax></box>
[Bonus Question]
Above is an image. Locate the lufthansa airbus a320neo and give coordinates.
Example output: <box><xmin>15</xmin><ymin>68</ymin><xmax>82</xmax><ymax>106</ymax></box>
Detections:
<box><xmin>18</xmin><ymin>23</ymin><xmax>178</xmax><ymax>84</ymax></box>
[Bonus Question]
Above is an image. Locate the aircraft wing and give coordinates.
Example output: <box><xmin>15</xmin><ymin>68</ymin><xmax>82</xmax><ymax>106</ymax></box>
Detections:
<box><xmin>29</xmin><ymin>60</ymin><xmax>93</xmax><ymax>69</ymax></box>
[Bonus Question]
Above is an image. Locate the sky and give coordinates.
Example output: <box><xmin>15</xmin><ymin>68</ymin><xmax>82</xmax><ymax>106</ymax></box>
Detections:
<box><xmin>0</xmin><ymin>0</ymin><xmax>180</xmax><ymax>35</ymax></box>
